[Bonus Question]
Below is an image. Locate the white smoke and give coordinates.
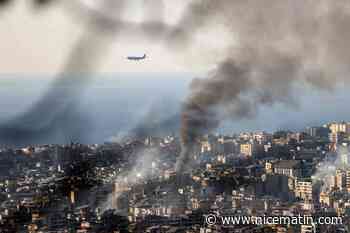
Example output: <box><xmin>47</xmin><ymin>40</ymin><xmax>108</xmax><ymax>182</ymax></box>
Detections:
<box><xmin>312</xmin><ymin>144</ymin><xmax>350</xmax><ymax>192</ymax></box>
<box><xmin>100</xmin><ymin>147</ymin><xmax>161</xmax><ymax>213</ymax></box>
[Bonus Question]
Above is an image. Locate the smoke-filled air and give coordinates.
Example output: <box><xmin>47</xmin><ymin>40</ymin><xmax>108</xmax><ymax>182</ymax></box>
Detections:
<box><xmin>175</xmin><ymin>0</ymin><xmax>350</xmax><ymax>172</ymax></box>
<box><xmin>313</xmin><ymin>145</ymin><xmax>350</xmax><ymax>192</ymax></box>
<box><xmin>2</xmin><ymin>1</ymin><xmax>350</xmax><ymax>232</ymax></box>
<box><xmin>101</xmin><ymin>147</ymin><xmax>161</xmax><ymax>212</ymax></box>
<box><xmin>2</xmin><ymin>0</ymin><xmax>350</xmax><ymax>172</ymax></box>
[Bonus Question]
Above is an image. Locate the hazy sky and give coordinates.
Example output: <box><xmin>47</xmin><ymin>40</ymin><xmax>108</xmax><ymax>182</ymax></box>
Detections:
<box><xmin>0</xmin><ymin>0</ymin><xmax>232</xmax><ymax>144</ymax></box>
<box><xmin>1</xmin><ymin>0</ymin><xmax>350</xmax><ymax>144</ymax></box>
<box><xmin>0</xmin><ymin>0</ymin><xmax>227</xmax><ymax>75</ymax></box>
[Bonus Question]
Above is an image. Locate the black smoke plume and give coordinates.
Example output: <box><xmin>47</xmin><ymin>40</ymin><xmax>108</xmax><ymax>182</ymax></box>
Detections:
<box><xmin>175</xmin><ymin>0</ymin><xmax>350</xmax><ymax>172</ymax></box>
<box><xmin>1</xmin><ymin>0</ymin><xmax>350</xmax><ymax>170</ymax></box>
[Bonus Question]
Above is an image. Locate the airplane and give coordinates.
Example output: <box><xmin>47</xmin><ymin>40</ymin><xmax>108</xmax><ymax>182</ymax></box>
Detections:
<box><xmin>127</xmin><ymin>54</ymin><xmax>147</xmax><ymax>61</ymax></box>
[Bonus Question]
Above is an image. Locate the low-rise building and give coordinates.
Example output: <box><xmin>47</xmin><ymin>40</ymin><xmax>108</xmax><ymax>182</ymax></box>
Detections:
<box><xmin>273</xmin><ymin>160</ymin><xmax>302</xmax><ymax>178</ymax></box>
<box><xmin>295</xmin><ymin>179</ymin><xmax>313</xmax><ymax>201</ymax></box>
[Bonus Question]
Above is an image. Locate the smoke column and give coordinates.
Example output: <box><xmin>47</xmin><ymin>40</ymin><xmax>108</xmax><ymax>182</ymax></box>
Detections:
<box><xmin>174</xmin><ymin>0</ymin><xmax>350</xmax><ymax>172</ymax></box>
<box><xmin>313</xmin><ymin>145</ymin><xmax>350</xmax><ymax>192</ymax></box>
<box><xmin>2</xmin><ymin>0</ymin><xmax>350</xmax><ymax>160</ymax></box>
<box><xmin>101</xmin><ymin>147</ymin><xmax>161</xmax><ymax>212</ymax></box>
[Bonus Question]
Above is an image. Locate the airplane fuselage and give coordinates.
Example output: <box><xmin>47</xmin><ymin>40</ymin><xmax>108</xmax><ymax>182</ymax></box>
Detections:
<box><xmin>127</xmin><ymin>54</ymin><xmax>146</xmax><ymax>61</ymax></box>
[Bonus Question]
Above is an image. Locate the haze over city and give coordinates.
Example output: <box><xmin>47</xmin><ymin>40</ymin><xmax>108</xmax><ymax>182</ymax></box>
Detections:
<box><xmin>1</xmin><ymin>1</ymin><xmax>350</xmax><ymax>233</ymax></box>
<box><xmin>0</xmin><ymin>74</ymin><xmax>350</xmax><ymax>144</ymax></box>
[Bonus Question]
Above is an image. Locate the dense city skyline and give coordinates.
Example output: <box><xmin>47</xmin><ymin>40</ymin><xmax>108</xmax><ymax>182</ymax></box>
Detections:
<box><xmin>2</xmin><ymin>0</ymin><xmax>350</xmax><ymax>232</ymax></box>
<box><xmin>1</xmin><ymin>121</ymin><xmax>350</xmax><ymax>232</ymax></box>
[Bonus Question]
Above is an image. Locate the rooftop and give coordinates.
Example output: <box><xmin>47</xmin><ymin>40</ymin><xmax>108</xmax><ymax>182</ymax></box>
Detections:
<box><xmin>274</xmin><ymin>160</ymin><xmax>301</xmax><ymax>169</ymax></box>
